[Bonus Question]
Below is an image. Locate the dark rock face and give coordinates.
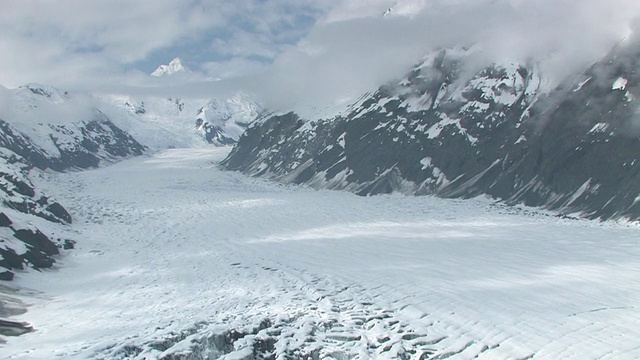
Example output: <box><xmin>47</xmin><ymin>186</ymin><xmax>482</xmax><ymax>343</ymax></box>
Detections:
<box><xmin>0</xmin><ymin>154</ymin><xmax>72</xmax><ymax>224</ymax></box>
<box><xmin>0</xmin><ymin>213</ymin><xmax>12</xmax><ymax>227</ymax></box>
<box><xmin>0</xmin><ymin>318</ymin><xmax>34</xmax><ymax>336</ymax></box>
<box><xmin>47</xmin><ymin>112</ymin><xmax>147</xmax><ymax>171</ymax></box>
<box><xmin>13</xmin><ymin>230</ymin><xmax>59</xmax><ymax>256</ymax></box>
<box><xmin>0</xmin><ymin>248</ymin><xmax>23</xmax><ymax>270</ymax></box>
<box><xmin>0</xmin><ymin>163</ymin><xmax>69</xmax><ymax>272</ymax></box>
<box><xmin>44</xmin><ymin>203</ymin><xmax>72</xmax><ymax>224</ymax></box>
<box><xmin>0</xmin><ymin>270</ymin><xmax>14</xmax><ymax>281</ymax></box>
<box><xmin>0</xmin><ymin>228</ymin><xmax>64</xmax><ymax>272</ymax></box>
<box><xmin>63</xmin><ymin>239</ymin><xmax>76</xmax><ymax>250</ymax></box>
<box><xmin>0</xmin><ymin>112</ymin><xmax>145</xmax><ymax>172</ymax></box>
<box><xmin>224</xmin><ymin>44</ymin><xmax>640</xmax><ymax>221</ymax></box>
<box><xmin>0</xmin><ymin>120</ymin><xmax>53</xmax><ymax>171</ymax></box>
<box><xmin>0</xmin><ymin>88</ymin><xmax>147</xmax><ymax>277</ymax></box>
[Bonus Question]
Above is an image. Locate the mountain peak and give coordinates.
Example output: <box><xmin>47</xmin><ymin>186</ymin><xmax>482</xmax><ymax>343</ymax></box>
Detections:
<box><xmin>151</xmin><ymin>57</ymin><xmax>189</xmax><ymax>77</ymax></box>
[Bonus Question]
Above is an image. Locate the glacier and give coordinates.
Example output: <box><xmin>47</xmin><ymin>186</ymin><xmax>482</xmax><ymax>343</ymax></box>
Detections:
<box><xmin>2</xmin><ymin>147</ymin><xmax>639</xmax><ymax>359</ymax></box>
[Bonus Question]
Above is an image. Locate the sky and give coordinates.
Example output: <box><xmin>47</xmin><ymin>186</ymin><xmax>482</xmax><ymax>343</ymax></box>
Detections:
<box><xmin>2</xmin><ymin>0</ymin><xmax>640</xmax><ymax>112</ymax></box>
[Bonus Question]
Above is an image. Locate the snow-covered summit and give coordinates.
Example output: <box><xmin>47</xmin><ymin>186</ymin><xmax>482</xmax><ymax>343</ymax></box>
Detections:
<box><xmin>99</xmin><ymin>91</ymin><xmax>262</xmax><ymax>149</ymax></box>
<box><xmin>195</xmin><ymin>92</ymin><xmax>263</xmax><ymax>145</ymax></box>
<box><xmin>150</xmin><ymin>57</ymin><xmax>189</xmax><ymax>77</ymax></box>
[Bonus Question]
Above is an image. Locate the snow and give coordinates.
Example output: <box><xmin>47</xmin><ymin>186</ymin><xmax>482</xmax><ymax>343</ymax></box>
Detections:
<box><xmin>420</xmin><ymin>157</ymin><xmax>449</xmax><ymax>187</ymax></box>
<box><xmin>589</xmin><ymin>122</ymin><xmax>610</xmax><ymax>134</ymax></box>
<box><xmin>97</xmin><ymin>93</ymin><xmax>208</xmax><ymax>150</ymax></box>
<box><xmin>151</xmin><ymin>57</ymin><xmax>189</xmax><ymax>77</ymax></box>
<box><xmin>466</xmin><ymin>67</ymin><xmax>521</xmax><ymax>106</ymax></box>
<box><xmin>337</xmin><ymin>132</ymin><xmax>346</xmax><ymax>148</ymax></box>
<box><xmin>400</xmin><ymin>94</ymin><xmax>434</xmax><ymax>112</ymax></box>
<box><xmin>0</xmin><ymin>84</ymin><xmax>99</xmax><ymax>157</ymax></box>
<box><xmin>4</xmin><ymin>147</ymin><xmax>640</xmax><ymax>359</ymax></box>
<box><xmin>573</xmin><ymin>77</ymin><xmax>592</xmax><ymax>92</ymax></box>
<box><xmin>613</xmin><ymin>77</ymin><xmax>628</xmax><ymax>91</ymax></box>
<box><xmin>352</xmin><ymin>96</ymin><xmax>399</xmax><ymax>119</ymax></box>
<box><xmin>97</xmin><ymin>92</ymin><xmax>260</xmax><ymax>150</ymax></box>
<box><xmin>0</xmin><ymin>82</ymin><xmax>258</xmax><ymax>158</ymax></box>
<box><xmin>426</xmin><ymin>114</ymin><xmax>478</xmax><ymax>144</ymax></box>
<box><xmin>565</xmin><ymin>179</ymin><xmax>592</xmax><ymax>206</ymax></box>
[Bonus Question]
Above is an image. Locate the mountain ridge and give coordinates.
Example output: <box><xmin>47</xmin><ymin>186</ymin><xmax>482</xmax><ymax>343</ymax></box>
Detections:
<box><xmin>222</xmin><ymin>43</ymin><xmax>640</xmax><ymax>221</ymax></box>
<box><xmin>150</xmin><ymin>57</ymin><xmax>189</xmax><ymax>77</ymax></box>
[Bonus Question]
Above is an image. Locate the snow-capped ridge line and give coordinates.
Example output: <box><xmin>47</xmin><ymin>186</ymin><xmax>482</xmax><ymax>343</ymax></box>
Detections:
<box><xmin>223</xmin><ymin>43</ymin><xmax>640</xmax><ymax>221</ymax></box>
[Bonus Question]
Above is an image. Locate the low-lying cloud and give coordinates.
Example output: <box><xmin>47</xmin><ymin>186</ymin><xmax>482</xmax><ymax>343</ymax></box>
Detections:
<box><xmin>254</xmin><ymin>0</ymin><xmax>640</xmax><ymax>113</ymax></box>
<box><xmin>2</xmin><ymin>0</ymin><xmax>640</xmax><ymax>116</ymax></box>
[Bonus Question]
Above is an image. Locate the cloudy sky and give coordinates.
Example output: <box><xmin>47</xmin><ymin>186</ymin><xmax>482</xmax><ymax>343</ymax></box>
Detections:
<box><xmin>2</xmin><ymin>0</ymin><xmax>640</xmax><ymax>111</ymax></box>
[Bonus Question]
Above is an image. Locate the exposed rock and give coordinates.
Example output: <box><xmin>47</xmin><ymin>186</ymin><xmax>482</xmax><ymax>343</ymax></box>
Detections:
<box><xmin>44</xmin><ymin>202</ymin><xmax>72</xmax><ymax>224</ymax></box>
<box><xmin>0</xmin><ymin>318</ymin><xmax>34</xmax><ymax>336</ymax></box>
<box><xmin>23</xmin><ymin>248</ymin><xmax>56</xmax><ymax>269</ymax></box>
<box><xmin>13</xmin><ymin>229</ymin><xmax>59</xmax><ymax>256</ymax></box>
<box><xmin>223</xmin><ymin>43</ymin><xmax>640</xmax><ymax>221</ymax></box>
<box><xmin>63</xmin><ymin>239</ymin><xmax>76</xmax><ymax>250</ymax></box>
<box><xmin>0</xmin><ymin>248</ymin><xmax>23</xmax><ymax>270</ymax></box>
<box><xmin>195</xmin><ymin>93</ymin><xmax>262</xmax><ymax>146</ymax></box>
<box><xmin>0</xmin><ymin>213</ymin><xmax>12</xmax><ymax>227</ymax></box>
<box><xmin>0</xmin><ymin>271</ymin><xmax>14</xmax><ymax>281</ymax></box>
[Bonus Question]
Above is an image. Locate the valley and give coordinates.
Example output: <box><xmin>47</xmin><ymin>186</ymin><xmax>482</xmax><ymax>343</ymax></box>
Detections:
<box><xmin>3</xmin><ymin>147</ymin><xmax>638</xmax><ymax>359</ymax></box>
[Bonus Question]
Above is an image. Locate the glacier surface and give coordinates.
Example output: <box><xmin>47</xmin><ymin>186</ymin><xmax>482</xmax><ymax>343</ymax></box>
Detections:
<box><xmin>3</xmin><ymin>147</ymin><xmax>640</xmax><ymax>359</ymax></box>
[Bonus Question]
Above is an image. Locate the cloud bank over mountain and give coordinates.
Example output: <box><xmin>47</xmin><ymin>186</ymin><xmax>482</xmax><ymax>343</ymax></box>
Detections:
<box><xmin>2</xmin><ymin>0</ymin><xmax>639</xmax><ymax>112</ymax></box>
<box><xmin>255</xmin><ymin>0</ymin><xmax>640</xmax><ymax>112</ymax></box>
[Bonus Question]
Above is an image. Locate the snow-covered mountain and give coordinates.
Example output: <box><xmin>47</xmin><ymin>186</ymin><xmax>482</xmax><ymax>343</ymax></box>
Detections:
<box><xmin>0</xmin><ymin>83</ymin><xmax>262</xmax><ymax>282</ymax></box>
<box><xmin>5</xmin><ymin>147</ymin><xmax>640</xmax><ymax>359</ymax></box>
<box><xmin>4</xmin><ymin>48</ymin><xmax>640</xmax><ymax>360</ymax></box>
<box><xmin>0</xmin><ymin>84</ymin><xmax>146</xmax><ymax>170</ymax></box>
<box><xmin>0</xmin><ymin>84</ymin><xmax>145</xmax><ymax>170</ymax></box>
<box><xmin>99</xmin><ymin>94</ymin><xmax>209</xmax><ymax>150</ymax></box>
<box><xmin>195</xmin><ymin>93</ymin><xmax>262</xmax><ymax>145</ymax></box>
<box><xmin>150</xmin><ymin>57</ymin><xmax>189</xmax><ymax>77</ymax></box>
<box><xmin>0</xmin><ymin>148</ymin><xmax>73</xmax><ymax>280</ymax></box>
<box><xmin>101</xmin><ymin>92</ymin><xmax>262</xmax><ymax>149</ymax></box>
<box><xmin>0</xmin><ymin>84</ymin><xmax>148</xmax><ymax>281</ymax></box>
<box><xmin>223</xmin><ymin>41</ymin><xmax>640</xmax><ymax>221</ymax></box>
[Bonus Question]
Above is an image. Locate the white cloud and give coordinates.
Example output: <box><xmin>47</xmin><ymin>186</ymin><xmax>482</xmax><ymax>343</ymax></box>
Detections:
<box><xmin>0</xmin><ymin>0</ymin><xmax>331</xmax><ymax>88</ymax></box>
<box><xmin>201</xmin><ymin>58</ymin><xmax>268</xmax><ymax>80</ymax></box>
<box><xmin>2</xmin><ymin>0</ymin><xmax>640</xmax><ymax>118</ymax></box>
<box><xmin>0</xmin><ymin>1</ymin><xmax>220</xmax><ymax>81</ymax></box>
<box><xmin>210</xmin><ymin>31</ymin><xmax>281</xmax><ymax>60</ymax></box>
<box><xmin>250</xmin><ymin>0</ymin><xmax>640</xmax><ymax>113</ymax></box>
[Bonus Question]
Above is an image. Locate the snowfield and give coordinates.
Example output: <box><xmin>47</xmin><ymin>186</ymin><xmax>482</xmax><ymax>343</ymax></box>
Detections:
<box><xmin>4</xmin><ymin>147</ymin><xmax>640</xmax><ymax>359</ymax></box>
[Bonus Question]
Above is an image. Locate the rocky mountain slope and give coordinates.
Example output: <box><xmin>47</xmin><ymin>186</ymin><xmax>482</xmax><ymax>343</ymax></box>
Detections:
<box><xmin>223</xmin><ymin>42</ymin><xmax>640</xmax><ymax>221</ymax></box>
<box><xmin>0</xmin><ymin>83</ymin><xmax>262</xmax><ymax>281</ymax></box>
<box><xmin>195</xmin><ymin>93</ymin><xmax>262</xmax><ymax>145</ymax></box>
<box><xmin>0</xmin><ymin>84</ymin><xmax>146</xmax><ymax>281</ymax></box>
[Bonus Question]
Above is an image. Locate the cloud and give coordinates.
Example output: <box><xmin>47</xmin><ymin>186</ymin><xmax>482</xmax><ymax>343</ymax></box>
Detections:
<box><xmin>248</xmin><ymin>0</ymin><xmax>640</xmax><ymax>114</ymax></box>
<box><xmin>201</xmin><ymin>58</ymin><xmax>268</xmax><ymax>80</ymax></box>
<box><xmin>0</xmin><ymin>1</ymin><xmax>217</xmax><ymax>85</ymax></box>
<box><xmin>2</xmin><ymin>0</ymin><xmax>640</xmax><ymax>120</ymax></box>
<box><xmin>0</xmin><ymin>0</ymin><xmax>331</xmax><ymax>88</ymax></box>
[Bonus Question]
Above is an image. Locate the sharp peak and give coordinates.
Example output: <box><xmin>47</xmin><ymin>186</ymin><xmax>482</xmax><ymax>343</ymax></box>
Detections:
<box><xmin>151</xmin><ymin>57</ymin><xmax>190</xmax><ymax>76</ymax></box>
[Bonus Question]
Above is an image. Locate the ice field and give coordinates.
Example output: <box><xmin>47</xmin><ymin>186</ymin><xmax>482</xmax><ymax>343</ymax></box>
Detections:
<box><xmin>4</xmin><ymin>147</ymin><xmax>640</xmax><ymax>359</ymax></box>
